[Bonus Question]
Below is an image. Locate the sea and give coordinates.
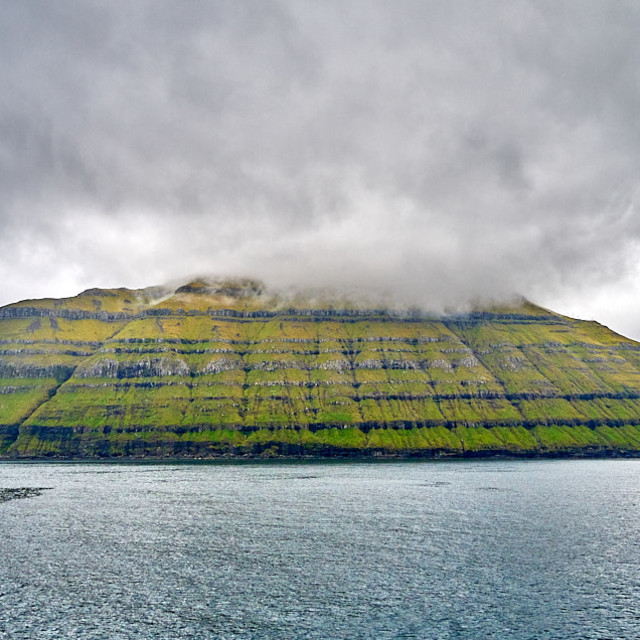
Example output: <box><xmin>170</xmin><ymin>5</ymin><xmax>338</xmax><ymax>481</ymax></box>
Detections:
<box><xmin>0</xmin><ymin>459</ymin><xmax>638</xmax><ymax>639</ymax></box>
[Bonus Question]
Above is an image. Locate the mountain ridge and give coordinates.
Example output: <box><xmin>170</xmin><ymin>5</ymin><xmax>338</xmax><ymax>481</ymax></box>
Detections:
<box><xmin>2</xmin><ymin>279</ymin><xmax>640</xmax><ymax>458</ymax></box>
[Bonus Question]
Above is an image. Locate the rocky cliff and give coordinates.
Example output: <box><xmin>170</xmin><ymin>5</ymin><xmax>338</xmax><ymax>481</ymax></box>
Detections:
<box><xmin>2</xmin><ymin>278</ymin><xmax>640</xmax><ymax>458</ymax></box>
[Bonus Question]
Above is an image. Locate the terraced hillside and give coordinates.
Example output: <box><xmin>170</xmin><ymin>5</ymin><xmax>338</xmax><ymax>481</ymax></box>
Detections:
<box><xmin>2</xmin><ymin>278</ymin><xmax>640</xmax><ymax>458</ymax></box>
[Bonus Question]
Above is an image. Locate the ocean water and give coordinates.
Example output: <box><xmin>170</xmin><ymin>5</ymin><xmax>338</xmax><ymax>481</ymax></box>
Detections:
<box><xmin>0</xmin><ymin>459</ymin><xmax>639</xmax><ymax>639</ymax></box>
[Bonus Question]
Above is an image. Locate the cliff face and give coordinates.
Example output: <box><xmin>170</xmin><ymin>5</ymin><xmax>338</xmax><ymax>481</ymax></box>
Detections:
<box><xmin>2</xmin><ymin>279</ymin><xmax>640</xmax><ymax>458</ymax></box>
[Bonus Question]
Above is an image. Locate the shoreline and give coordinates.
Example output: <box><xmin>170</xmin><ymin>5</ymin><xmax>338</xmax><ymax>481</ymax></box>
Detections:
<box><xmin>2</xmin><ymin>449</ymin><xmax>640</xmax><ymax>464</ymax></box>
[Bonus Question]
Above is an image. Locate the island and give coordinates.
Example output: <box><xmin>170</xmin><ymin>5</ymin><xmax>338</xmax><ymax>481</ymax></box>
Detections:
<box><xmin>1</xmin><ymin>278</ymin><xmax>640</xmax><ymax>458</ymax></box>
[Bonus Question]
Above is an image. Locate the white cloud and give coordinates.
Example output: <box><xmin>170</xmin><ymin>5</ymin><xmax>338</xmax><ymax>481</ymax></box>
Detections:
<box><xmin>1</xmin><ymin>1</ymin><xmax>640</xmax><ymax>337</ymax></box>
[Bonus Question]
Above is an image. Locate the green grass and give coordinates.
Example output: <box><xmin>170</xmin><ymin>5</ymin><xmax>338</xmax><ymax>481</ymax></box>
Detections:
<box><xmin>0</xmin><ymin>382</ymin><xmax>58</xmax><ymax>425</ymax></box>
<box><xmin>9</xmin><ymin>424</ymin><xmax>640</xmax><ymax>457</ymax></box>
<box><xmin>5</xmin><ymin>283</ymin><xmax>640</xmax><ymax>456</ymax></box>
<box><xmin>455</xmin><ymin>426</ymin><xmax>505</xmax><ymax>451</ymax></box>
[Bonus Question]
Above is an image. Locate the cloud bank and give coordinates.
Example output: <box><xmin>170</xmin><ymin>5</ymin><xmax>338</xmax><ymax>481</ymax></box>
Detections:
<box><xmin>1</xmin><ymin>1</ymin><xmax>640</xmax><ymax>323</ymax></box>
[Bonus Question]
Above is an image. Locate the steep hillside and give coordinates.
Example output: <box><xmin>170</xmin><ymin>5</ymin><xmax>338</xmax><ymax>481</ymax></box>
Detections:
<box><xmin>2</xmin><ymin>278</ymin><xmax>640</xmax><ymax>458</ymax></box>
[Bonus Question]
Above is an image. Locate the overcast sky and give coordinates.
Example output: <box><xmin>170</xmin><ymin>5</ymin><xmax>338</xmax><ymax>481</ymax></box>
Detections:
<box><xmin>2</xmin><ymin>1</ymin><xmax>640</xmax><ymax>336</ymax></box>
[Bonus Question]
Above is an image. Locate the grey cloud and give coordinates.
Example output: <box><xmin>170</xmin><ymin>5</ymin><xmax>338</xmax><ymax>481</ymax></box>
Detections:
<box><xmin>1</xmin><ymin>0</ymin><xmax>640</xmax><ymax>330</ymax></box>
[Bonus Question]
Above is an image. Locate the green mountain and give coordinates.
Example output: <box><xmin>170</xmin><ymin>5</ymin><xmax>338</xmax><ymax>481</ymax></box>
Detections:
<box><xmin>2</xmin><ymin>278</ymin><xmax>640</xmax><ymax>458</ymax></box>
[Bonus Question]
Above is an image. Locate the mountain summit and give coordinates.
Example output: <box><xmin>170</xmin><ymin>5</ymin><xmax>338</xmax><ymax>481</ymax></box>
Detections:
<box><xmin>2</xmin><ymin>279</ymin><xmax>640</xmax><ymax>458</ymax></box>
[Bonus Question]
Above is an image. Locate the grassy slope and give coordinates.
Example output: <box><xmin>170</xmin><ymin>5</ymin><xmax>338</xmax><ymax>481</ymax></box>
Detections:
<box><xmin>2</xmin><ymin>281</ymin><xmax>640</xmax><ymax>457</ymax></box>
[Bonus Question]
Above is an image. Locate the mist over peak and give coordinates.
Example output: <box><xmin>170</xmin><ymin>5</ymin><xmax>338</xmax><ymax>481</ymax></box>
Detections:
<box><xmin>1</xmin><ymin>1</ymin><xmax>640</xmax><ymax>335</ymax></box>
<box><xmin>137</xmin><ymin>274</ymin><xmax>531</xmax><ymax>317</ymax></box>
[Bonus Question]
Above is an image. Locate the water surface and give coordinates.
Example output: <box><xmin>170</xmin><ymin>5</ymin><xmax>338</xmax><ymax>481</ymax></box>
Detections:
<box><xmin>0</xmin><ymin>459</ymin><xmax>639</xmax><ymax>639</ymax></box>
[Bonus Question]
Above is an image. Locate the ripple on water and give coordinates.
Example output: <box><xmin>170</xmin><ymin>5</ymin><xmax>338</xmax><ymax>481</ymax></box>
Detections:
<box><xmin>0</xmin><ymin>460</ymin><xmax>639</xmax><ymax>639</ymax></box>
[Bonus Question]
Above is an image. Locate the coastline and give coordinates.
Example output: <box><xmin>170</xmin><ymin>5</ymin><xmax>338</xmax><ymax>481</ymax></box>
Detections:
<box><xmin>2</xmin><ymin>448</ymin><xmax>640</xmax><ymax>463</ymax></box>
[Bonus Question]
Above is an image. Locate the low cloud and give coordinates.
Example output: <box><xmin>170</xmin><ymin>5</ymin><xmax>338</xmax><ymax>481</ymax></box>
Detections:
<box><xmin>1</xmin><ymin>1</ymin><xmax>640</xmax><ymax>329</ymax></box>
